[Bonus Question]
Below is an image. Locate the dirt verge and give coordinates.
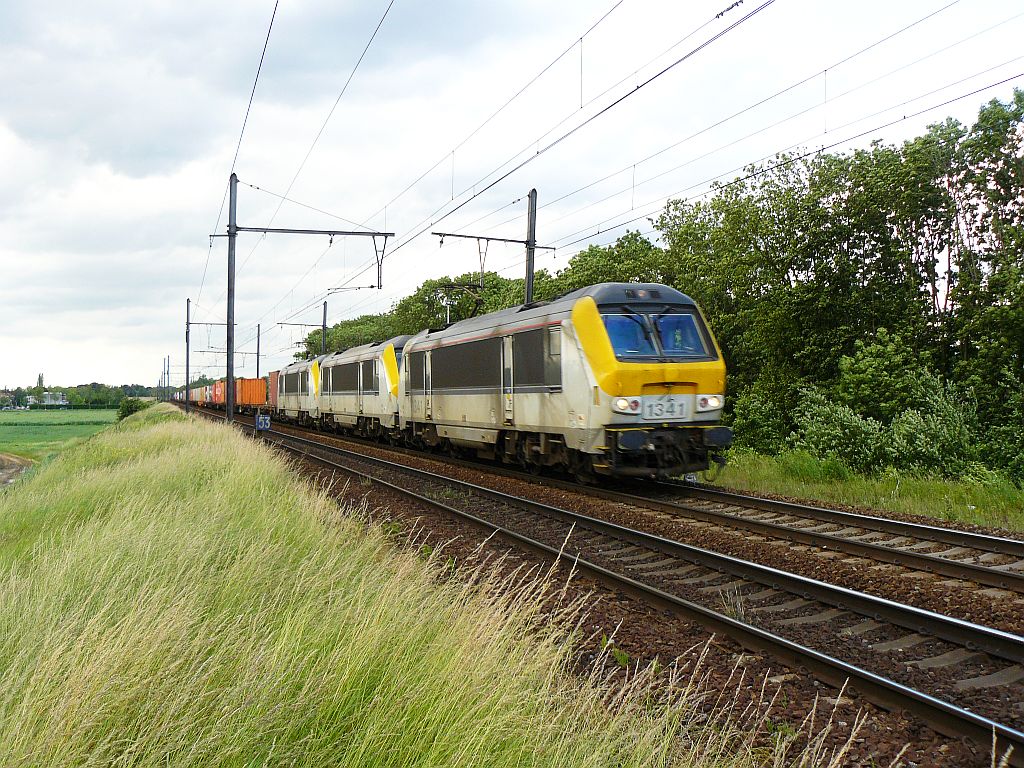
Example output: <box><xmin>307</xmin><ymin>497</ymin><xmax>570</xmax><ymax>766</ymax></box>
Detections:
<box><xmin>0</xmin><ymin>453</ymin><xmax>31</xmax><ymax>487</ymax></box>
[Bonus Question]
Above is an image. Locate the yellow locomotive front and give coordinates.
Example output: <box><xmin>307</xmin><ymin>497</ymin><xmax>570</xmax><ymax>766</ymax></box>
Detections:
<box><xmin>569</xmin><ymin>283</ymin><xmax>732</xmax><ymax>478</ymax></box>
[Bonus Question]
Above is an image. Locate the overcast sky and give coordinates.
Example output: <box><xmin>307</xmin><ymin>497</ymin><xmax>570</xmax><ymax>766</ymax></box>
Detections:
<box><xmin>1</xmin><ymin>0</ymin><xmax>1021</xmax><ymax>388</ymax></box>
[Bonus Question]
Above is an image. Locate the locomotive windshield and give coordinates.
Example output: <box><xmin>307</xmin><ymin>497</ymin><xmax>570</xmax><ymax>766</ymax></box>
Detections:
<box><xmin>601</xmin><ymin>308</ymin><xmax>712</xmax><ymax>360</ymax></box>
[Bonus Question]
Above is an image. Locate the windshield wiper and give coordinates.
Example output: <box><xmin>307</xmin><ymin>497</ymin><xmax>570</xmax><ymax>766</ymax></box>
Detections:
<box><xmin>620</xmin><ymin>309</ymin><xmax>656</xmax><ymax>351</ymax></box>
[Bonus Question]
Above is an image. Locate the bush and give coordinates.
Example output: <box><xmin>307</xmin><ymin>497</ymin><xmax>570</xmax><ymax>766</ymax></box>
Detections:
<box><xmin>117</xmin><ymin>398</ymin><xmax>151</xmax><ymax>421</ymax></box>
<box><xmin>836</xmin><ymin>328</ymin><xmax>930</xmax><ymax>422</ymax></box>
<box><xmin>729</xmin><ymin>386</ymin><xmax>790</xmax><ymax>454</ymax></box>
<box><xmin>790</xmin><ymin>388</ymin><xmax>888</xmax><ymax>473</ymax></box>
<box><xmin>791</xmin><ymin>374</ymin><xmax>981</xmax><ymax>479</ymax></box>
<box><xmin>980</xmin><ymin>370</ymin><xmax>1024</xmax><ymax>486</ymax></box>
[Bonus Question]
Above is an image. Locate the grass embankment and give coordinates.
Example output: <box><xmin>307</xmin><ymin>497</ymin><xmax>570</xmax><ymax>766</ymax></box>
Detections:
<box><xmin>0</xmin><ymin>404</ymin><xmax>831</xmax><ymax>767</ymax></box>
<box><xmin>0</xmin><ymin>408</ymin><xmax>117</xmax><ymax>462</ymax></box>
<box><xmin>715</xmin><ymin>449</ymin><xmax>1024</xmax><ymax>533</ymax></box>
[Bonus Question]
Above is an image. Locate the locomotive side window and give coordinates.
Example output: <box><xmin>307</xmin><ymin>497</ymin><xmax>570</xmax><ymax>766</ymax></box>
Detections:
<box><xmin>408</xmin><ymin>352</ymin><xmax>426</xmax><ymax>393</ymax></box>
<box><xmin>512</xmin><ymin>329</ymin><xmax>544</xmax><ymax>387</ymax></box>
<box><xmin>509</xmin><ymin>329</ymin><xmax>561</xmax><ymax>390</ymax></box>
<box><xmin>333</xmin><ymin>363</ymin><xmax>358</xmax><ymax>393</ymax></box>
<box><xmin>300</xmin><ymin>371</ymin><xmax>308</xmax><ymax>394</ymax></box>
<box><xmin>360</xmin><ymin>360</ymin><xmax>375</xmax><ymax>395</ymax></box>
<box><xmin>544</xmin><ymin>326</ymin><xmax>561</xmax><ymax>387</ymax></box>
<box><xmin>432</xmin><ymin>338</ymin><xmax>501</xmax><ymax>391</ymax></box>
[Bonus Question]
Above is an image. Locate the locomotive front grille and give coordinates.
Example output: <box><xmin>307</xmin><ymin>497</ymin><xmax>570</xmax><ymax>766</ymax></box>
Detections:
<box><xmin>604</xmin><ymin>425</ymin><xmax>732</xmax><ymax>477</ymax></box>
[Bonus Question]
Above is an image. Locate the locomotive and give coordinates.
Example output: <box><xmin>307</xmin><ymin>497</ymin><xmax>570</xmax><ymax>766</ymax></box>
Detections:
<box><xmin>191</xmin><ymin>282</ymin><xmax>732</xmax><ymax>480</ymax></box>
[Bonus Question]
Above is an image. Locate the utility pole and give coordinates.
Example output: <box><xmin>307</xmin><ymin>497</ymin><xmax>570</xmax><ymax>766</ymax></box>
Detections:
<box><xmin>256</xmin><ymin>324</ymin><xmax>260</xmax><ymax>378</ymax></box>
<box><xmin>525</xmin><ymin>188</ymin><xmax>538</xmax><ymax>304</ymax></box>
<box><xmin>185</xmin><ymin>298</ymin><xmax>190</xmax><ymax>413</ymax></box>
<box><xmin>185</xmin><ymin>309</ymin><xmax>229</xmax><ymax>410</ymax></box>
<box><xmin>211</xmin><ymin>172</ymin><xmax>392</xmax><ymax>422</ymax></box>
<box><xmin>433</xmin><ymin>188</ymin><xmax>552</xmax><ymax>307</ymax></box>
<box><xmin>322</xmin><ymin>301</ymin><xmax>327</xmax><ymax>356</ymax></box>
<box><xmin>226</xmin><ymin>173</ymin><xmax>238</xmax><ymax>422</ymax></box>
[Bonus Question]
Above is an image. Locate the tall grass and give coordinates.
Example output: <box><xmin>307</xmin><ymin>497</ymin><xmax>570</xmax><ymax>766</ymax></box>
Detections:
<box><xmin>715</xmin><ymin>449</ymin><xmax>1024</xmax><ymax>533</ymax></box>
<box><xmin>0</xmin><ymin>405</ymin><xmax>856</xmax><ymax>766</ymax></box>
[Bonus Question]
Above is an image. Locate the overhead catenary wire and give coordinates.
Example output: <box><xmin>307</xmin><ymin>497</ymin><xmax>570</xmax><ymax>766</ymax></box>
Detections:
<box><xmin>197</xmin><ymin>0</ymin><xmax>398</xmax><ymax>326</ymax></box>
<box><xmin>449</xmin><ymin>1</ymin><xmax>764</xmax><ymax>237</ymax></box>
<box><xmin>360</xmin><ymin>1</ymin><xmax>628</xmax><ymax>229</ymax></box>
<box><xmin>239</xmin><ymin>181</ymin><xmax>375</xmax><ymax>232</ymax></box>
<box><xmin>195</xmin><ymin>0</ymin><xmax>281</xmax><ymax>310</ymax></box>
<box><xmin>225</xmin><ymin>1</ymin><xmax>1018</xmax><ymax>371</ymax></box>
<box><xmin>381</xmin><ymin>0</ymin><xmax>778</xmax><ymax>263</ymax></box>
<box><xmin>540</xmin><ymin>70</ymin><xmax>1024</xmax><ymax>258</ymax></box>
<box><xmin>246</xmin><ymin>0</ymin><xmax>962</xmax><ymax>362</ymax></box>
<box><xmin>249</xmin><ymin>0</ymin><xmax>950</xmax><ymax>360</ymax></box>
<box><xmin>483</xmin><ymin>65</ymin><xmax>1024</xmax><ymax>282</ymax></box>
<box><xmin>234</xmin><ymin>0</ymin><xmax>398</xmax><ymax>277</ymax></box>
<box><xmin>231</xmin><ymin>0</ymin><xmax>633</xmax><ymax>348</ymax></box>
<box><xmin>467</xmin><ymin>0</ymin><xmax>978</xmax><ymax>237</ymax></box>
<box><xmin>227</xmin><ymin>0</ymin><xmax>756</xmax><ymax>355</ymax></box>
<box><xmin>539</xmin><ymin>50</ymin><xmax>1024</xmax><ymax>243</ymax></box>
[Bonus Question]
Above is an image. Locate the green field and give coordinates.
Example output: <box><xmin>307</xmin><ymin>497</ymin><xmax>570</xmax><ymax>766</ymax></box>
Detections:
<box><xmin>0</xmin><ymin>409</ymin><xmax>118</xmax><ymax>462</ymax></box>
<box><xmin>0</xmin><ymin>404</ymin><xmax>836</xmax><ymax>767</ymax></box>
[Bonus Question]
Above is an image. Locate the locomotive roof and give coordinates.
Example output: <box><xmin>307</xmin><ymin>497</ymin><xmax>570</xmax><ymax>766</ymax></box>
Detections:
<box><xmin>321</xmin><ymin>335</ymin><xmax>413</xmax><ymax>365</ymax></box>
<box><xmin>278</xmin><ymin>354</ymin><xmax>327</xmax><ymax>374</ymax></box>
<box><xmin>408</xmin><ymin>282</ymin><xmax>696</xmax><ymax>343</ymax></box>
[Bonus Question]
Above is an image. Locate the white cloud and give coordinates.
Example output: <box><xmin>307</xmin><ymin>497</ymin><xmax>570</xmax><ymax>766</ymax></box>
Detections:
<box><xmin>1</xmin><ymin>0</ymin><xmax>1022</xmax><ymax>386</ymax></box>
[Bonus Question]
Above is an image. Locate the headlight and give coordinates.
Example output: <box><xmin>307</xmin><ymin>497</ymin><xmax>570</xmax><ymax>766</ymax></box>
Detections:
<box><xmin>611</xmin><ymin>396</ymin><xmax>641</xmax><ymax>414</ymax></box>
<box><xmin>696</xmin><ymin>394</ymin><xmax>723</xmax><ymax>412</ymax></box>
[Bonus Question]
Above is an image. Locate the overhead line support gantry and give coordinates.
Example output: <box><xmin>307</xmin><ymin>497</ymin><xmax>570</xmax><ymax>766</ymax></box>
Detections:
<box><xmin>211</xmin><ymin>173</ymin><xmax>393</xmax><ymax>422</ymax></box>
<box><xmin>432</xmin><ymin>189</ymin><xmax>552</xmax><ymax>304</ymax></box>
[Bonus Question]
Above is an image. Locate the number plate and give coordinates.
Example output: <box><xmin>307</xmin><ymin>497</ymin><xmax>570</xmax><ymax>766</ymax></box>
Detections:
<box><xmin>642</xmin><ymin>395</ymin><xmax>687</xmax><ymax>421</ymax></box>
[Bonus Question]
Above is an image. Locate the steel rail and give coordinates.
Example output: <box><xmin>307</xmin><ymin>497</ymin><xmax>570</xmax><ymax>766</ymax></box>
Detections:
<box><xmin>192</xmin><ymin>407</ymin><xmax>1024</xmax><ymax>591</ymax></box>
<box><xmin>530</xmin><ymin>476</ymin><xmax>1024</xmax><ymax>593</ymax></box>
<box><xmin>670</xmin><ymin>482</ymin><xmax>1024</xmax><ymax>558</ymax></box>
<box><xmin>368</xmin><ymin>432</ymin><xmax>1024</xmax><ymax>590</ymax></box>
<box><xmin>260</xmin><ymin>426</ymin><xmax>1024</xmax><ymax>666</ymax></box>
<box><xmin>247</xmin><ymin>422</ymin><xmax>1024</xmax><ymax>766</ymax></box>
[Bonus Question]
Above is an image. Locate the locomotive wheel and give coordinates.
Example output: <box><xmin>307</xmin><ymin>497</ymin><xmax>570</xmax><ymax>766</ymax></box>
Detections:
<box><xmin>570</xmin><ymin>451</ymin><xmax>596</xmax><ymax>485</ymax></box>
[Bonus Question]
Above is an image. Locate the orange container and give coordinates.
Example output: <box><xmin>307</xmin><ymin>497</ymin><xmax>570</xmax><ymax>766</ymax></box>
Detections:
<box><xmin>236</xmin><ymin>377</ymin><xmax>267</xmax><ymax>407</ymax></box>
<box><xmin>212</xmin><ymin>381</ymin><xmax>225</xmax><ymax>405</ymax></box>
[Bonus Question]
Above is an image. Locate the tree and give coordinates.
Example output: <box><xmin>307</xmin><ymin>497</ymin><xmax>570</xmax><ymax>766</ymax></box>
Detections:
<box><xmin>285</xmin><ymin>92</ymin><xmax>1024</xmax><ymax>482</ymax></box>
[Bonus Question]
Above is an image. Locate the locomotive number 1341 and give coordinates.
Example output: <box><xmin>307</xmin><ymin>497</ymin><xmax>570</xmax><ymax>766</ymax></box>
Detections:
<box><xmin>641</xmin><ymin>395</ymin><xmax>687</xmax><ymax>421</ymax></box>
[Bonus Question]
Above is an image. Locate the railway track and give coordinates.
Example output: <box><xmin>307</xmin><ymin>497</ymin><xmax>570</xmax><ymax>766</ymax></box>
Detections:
<box><xmin>537</xmin><ymin>477</ymin><xmax>1024</xmax><ymax>595</ymax></box>
<box><xmin>246</xmin><ymin>409</ymin><xmax>1024</xmax><ymax>595</ymax></box>
<box><xmin>190</xmin><ymin>409</ymin><xmax>1024</xmax><ymax>764</ymax></box>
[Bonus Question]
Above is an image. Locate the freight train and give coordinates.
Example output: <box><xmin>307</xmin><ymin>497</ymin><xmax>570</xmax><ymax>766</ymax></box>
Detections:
<box><xmin>184</xmin><ymin>282</ymin><xmax>732</xmax><ymax>480</ymax></box>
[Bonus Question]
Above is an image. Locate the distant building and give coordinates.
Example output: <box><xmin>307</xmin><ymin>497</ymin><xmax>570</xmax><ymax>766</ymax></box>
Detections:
<box><xmin>41</xmin><ymin>392</ymin><xmax>68</xmax><ymax>406</ymax></box>
<box><xmin>25</xmin><ymin>395</ymin><xmax>36</xmax><ymax>405</ymax></box>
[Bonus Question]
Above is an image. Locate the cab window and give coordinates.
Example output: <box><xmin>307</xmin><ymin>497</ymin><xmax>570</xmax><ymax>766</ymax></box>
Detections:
<box><xmin>601</xmin><ymin>314</ymin><xmax>657</xmax><ymax>357</ymax></box>
<box><xmin>653</xmin><ymin>313</ymin><xmax>708</xmax><ymax>357</ymax></box>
